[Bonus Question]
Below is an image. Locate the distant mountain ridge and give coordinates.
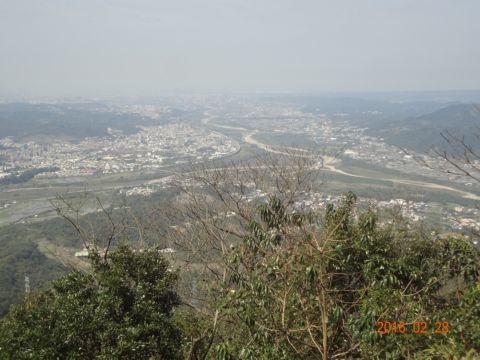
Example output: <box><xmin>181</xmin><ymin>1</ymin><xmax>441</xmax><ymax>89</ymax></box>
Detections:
<box><xmin>0</xmin><ymin>103</ymin><xmax>174</xmax><ymax>142</ymax></box>
<box><xmin>404</xmin><ymin>103</ymin><xmax>480</xmax><ymax>127</ymax></box>
<box><xmin>369</xmin><ymin>103</ymin><xmax>480</xmax><ymax>152</ymax></box>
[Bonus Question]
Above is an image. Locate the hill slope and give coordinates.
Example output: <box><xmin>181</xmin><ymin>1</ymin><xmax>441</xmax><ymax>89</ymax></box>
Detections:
<box><xmin>369</xmin><ymin>103</ymin><xmax>480</xmax><ymax>152</ymax></box>
<box><xmin>0</xmin><ymin>103</ymin><xmax>166</xmax><ymax>141</ymax></box>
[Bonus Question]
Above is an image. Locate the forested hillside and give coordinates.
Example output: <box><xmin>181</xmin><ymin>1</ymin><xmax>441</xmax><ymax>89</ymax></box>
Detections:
<box><xmin>0</xmin><ymin>103</ymin><xmax>168</xmax><ymax>140</ymax></box>
<box><xmin>0</xmin><ymin>157</ymin><xmax>479</xmax><ymax>359</ymax></box>
<box><xmin>368</xmin><ymin>103</ymin><xmax>480</xmax><ymax>152</ymax></box>
<box><xmin>0</xmin><ymin>230</ymin><xmax>67</xmax><ymax>316</ymax></box>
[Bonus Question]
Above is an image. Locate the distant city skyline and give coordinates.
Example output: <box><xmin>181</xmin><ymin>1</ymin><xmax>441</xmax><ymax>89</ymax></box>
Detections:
<box><xmin>1</xmin><ymin>0</ymin><xmax>479</xmax><ymax>97</ymax></box>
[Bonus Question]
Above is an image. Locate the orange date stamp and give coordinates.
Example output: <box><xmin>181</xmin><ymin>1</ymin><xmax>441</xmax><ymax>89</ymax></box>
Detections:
<box><xmin>376</xmin><ymin>321</ymin><xmax>449</xmax><ymax>335</ymax></box>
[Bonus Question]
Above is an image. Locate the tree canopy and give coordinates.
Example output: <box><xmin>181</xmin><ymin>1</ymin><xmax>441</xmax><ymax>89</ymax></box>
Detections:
<box><xmin>1</xmin><ymin>189</ymin><xmax>479</xmax><ymax>358</ymax></box>
<box><xmin>191</xmin><ymin>193</ymin><xmax>480</xmax><ymax>359</ymax></box>
<box><xmin>0</xmin><ymin>246</ymin><xmax>184</xmax><ymax>359</ymax></box>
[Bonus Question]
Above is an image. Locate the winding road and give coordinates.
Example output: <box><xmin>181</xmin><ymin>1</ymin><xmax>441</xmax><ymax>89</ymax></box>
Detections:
<box><xmin>202</xmin><ymin>116</ymin><xmax>480</xmax><ymax>201</ymax></box>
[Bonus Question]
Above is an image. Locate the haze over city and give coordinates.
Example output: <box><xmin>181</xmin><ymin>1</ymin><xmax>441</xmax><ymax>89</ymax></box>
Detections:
<box><xmin>1</xmin><ymin>0</ymin><xmax>480</xmax><ymax>97</ymax></box>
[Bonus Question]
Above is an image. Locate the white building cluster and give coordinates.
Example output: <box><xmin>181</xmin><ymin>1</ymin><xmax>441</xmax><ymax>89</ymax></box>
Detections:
<box><xmin>0</xmin><ymin>124</ymin><xmax>239</xmax><ymax>178</ymax></box>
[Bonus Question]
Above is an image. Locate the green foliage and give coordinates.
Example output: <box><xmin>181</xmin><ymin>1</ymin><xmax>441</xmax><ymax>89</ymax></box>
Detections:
<box><xmin>204</xmin><ymin>193</ymin><xmax>480</xmax><ymax>359</ymax></box>
<box><xmin>1</xmin><ymin>191</ymin><xmax>479</xmax><ymax>359</ymax></box>
<box><xmin>0</xmin><ymin>246</ymin><xmax>184</xmax><ymax>359</ymax></box>
<box><xmin>0</xmin><ymin>228</ymin><xmax>67</xmax><ymax>316</ymax></box>
<box><xmin>0</xmin><ymin>190</ymin><xmax>178</xmax><ymax>315</ymax></box>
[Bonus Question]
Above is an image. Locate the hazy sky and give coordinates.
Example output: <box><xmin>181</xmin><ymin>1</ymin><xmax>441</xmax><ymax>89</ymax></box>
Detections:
<box><xmin>1</xmin><ymin>0</ymin><xmax>479</xmax><ymax>97</ymax></box>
